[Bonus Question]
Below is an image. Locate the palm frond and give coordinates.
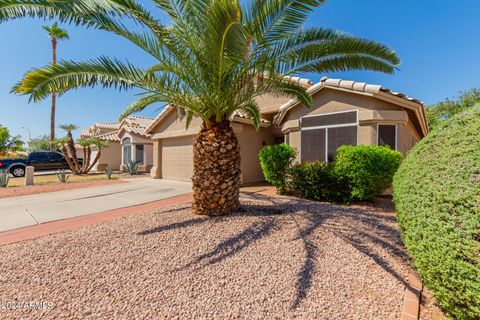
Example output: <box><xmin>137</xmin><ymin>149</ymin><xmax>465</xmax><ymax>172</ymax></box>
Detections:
<box><xmin>12</xmin><ymin>56</ymin><xmax>151</xmax><ymax>102</ymax></box>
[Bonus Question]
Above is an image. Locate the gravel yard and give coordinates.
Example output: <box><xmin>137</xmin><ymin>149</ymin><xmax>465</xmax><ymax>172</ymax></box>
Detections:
<box><xmin>0</xmin><ymin>193</ymin><xmax>411</xmax><ymax>319</ymax></box>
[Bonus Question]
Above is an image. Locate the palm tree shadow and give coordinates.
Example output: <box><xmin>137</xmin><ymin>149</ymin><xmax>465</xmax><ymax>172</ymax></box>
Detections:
<box><xmin>138</xmin><ymin>193</ymin><xmax>409</xmax><ymax>310</ymax></box>
<box><xmin>176</xmin><ymin>218</ymin><xmax>277</xmax><ymax>271</ymax></box>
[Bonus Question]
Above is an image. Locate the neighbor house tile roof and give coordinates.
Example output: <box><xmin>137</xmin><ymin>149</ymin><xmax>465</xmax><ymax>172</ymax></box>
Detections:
<box><xmin>81</xmin><ymin>116</ymin><xmax>154</xmax><ymax>141</ymax></box>
<box><xmin>95</xmin><ymin>121</ymin><xmax>121</xmax><ymax>130</ymax></box>
<box><xmin>96</xmin><ymin>132</ymin><xmax>121</xmax><ymax>142</ymax></box>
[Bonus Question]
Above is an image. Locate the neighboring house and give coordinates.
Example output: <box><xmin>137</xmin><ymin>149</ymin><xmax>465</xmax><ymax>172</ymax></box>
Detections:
<box><xmin>79</xmin><ymin>121</ymin><xmax>122</xmax><ymax>171</ymax></box>
<box><xmin>79</xmin><ymin>116</ymin><xmax>154</xmax><ymax>172</ymax></box>
<box><xmin>117</xmin><ymin>116</ymin><xmax>154</xmax><ymax>173</ymax></box>
<box><xmin>145</xmin><ymin>76</ymin><xmax>428</xmax><ymax>184</ymax></box>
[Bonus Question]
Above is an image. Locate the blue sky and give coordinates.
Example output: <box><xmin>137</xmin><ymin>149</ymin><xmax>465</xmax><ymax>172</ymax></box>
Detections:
<box><xmin>0</xmin><ymin>0</ymin><xmax>479</xmax><ymax>140</ymax></box>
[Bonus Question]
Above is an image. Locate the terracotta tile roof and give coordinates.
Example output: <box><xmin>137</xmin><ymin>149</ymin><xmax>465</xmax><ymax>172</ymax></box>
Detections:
<box><xmin>94</xmin><ymin>121</ymin><xmax>121</xmax><ymax>130</ymax></box>
<box><xmin>80</xmin><ymin>128</ymin><xmax>93</xmax><ymax>138</ymax></box>
<box><xmin>320</xmin><ymin>77</ymin><xmax>423</xmax><ymax>104</ymax></box>
<box><xmin>231</xmin><ymin>110</ymin><xmax>270</xmax><ymax>126</ymax></box>
<box><xmin>96</xmin><ymin>132</ymin><xmax>121</xmax><ymax>142</ymax></box>
<box><xmin>122</xmin><ymin>116</ymin><xmax>154</xmax><ymax>128</ymax></box>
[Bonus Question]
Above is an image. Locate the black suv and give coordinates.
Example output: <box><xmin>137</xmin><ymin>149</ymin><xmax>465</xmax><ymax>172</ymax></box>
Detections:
<box><xmin>0</xmin><ymin>151</ymin><xmax>80</xmax><ymax>177</ymax></box>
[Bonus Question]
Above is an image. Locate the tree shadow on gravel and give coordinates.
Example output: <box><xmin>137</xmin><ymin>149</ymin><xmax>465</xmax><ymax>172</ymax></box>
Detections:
<box><xmin>238</xmin><ymin>193</ymin><xmax>409</xmax><ymax>310</ymax></box>
<box><xmin>176</xmin><ymin>218</ymin><xmax>277</xmax><ymax>271</ymax></box>
<box><xmin>138</xmin><ymin>192</ymin><xmax>409</xmax><ymax>310</ymax></box>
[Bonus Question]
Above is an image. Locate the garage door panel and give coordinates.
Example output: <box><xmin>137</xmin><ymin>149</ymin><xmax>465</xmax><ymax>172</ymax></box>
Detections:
<box><xmin>162</xmin><ymin>136</ymin><xmax>194</xmax><ymax>180</ymax></box>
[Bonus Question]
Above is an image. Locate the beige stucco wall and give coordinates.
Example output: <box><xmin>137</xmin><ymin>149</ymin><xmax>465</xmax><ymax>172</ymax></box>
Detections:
<box><xmin>75</xmin><ymin>141</ymin><xmax>122</xmax><ymax>172</ymax></box>
<box><xmin>94</xmin><ymin>142</ymin><xmax>122</xmax><ymax>171</ymax></box>
<box><xmin>234</xmin><ymin>123</ymin><xmax>274</xmax><ymax>183</ymax></box>
<box><xmin>148</xmin><ymin>108</ymin><xmax>274</xmax><ymax>183</ymax></box>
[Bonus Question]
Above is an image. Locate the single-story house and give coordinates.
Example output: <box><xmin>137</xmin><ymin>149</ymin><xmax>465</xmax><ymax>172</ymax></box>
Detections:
<box><xmin>79</xmin><ymin>116</ymin><xmax>154</xmax><ymax>172</ymax></box>
<box><xmin>117</xmin><ymin>116</ymin><xmax>154</xmax><ymax>173</ymax></box>
<box><xmin>146</xmin><ymin>76</ymin><xmax>428</xmax><ymax>184</ymax></box>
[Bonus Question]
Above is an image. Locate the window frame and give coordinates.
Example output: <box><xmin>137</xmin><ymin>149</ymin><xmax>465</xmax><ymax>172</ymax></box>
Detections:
<box><xmin>377</xmin><ymin>124</ymin><xmax>398</xmax><ymax>151</ymax></box>
<box><xmin>300</xmin><ymin>110</ymin><xmax>359</xmax><ymax>163</ymax></box>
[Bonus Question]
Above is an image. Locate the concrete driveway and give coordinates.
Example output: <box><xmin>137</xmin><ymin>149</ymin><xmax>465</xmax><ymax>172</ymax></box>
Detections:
<box><xmin>0</xmin><ymin>178</ymin><xmax>192</xmax><ymax>233</ymax></box>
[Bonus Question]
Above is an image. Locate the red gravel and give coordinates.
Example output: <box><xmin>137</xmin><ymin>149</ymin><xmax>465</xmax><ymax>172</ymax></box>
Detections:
<box><xmin>0</xmin><ymin>194</ymin><xmax>411</xmax><ymax>319</ymax></box>
<box><xmin>0</xmin><ymin>180</ymin><xmax>126</xmax><ymax>199</ymax></box>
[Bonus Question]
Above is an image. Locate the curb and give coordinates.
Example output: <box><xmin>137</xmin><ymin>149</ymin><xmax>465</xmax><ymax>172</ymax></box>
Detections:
<box><xmin>0</xmin><ymin>193</ymin><xmax>193</xmax><ymax>246</ymax></box>
<box><xmin>401</xmin><ymin>271</ymin><xmax>423</xmax><ymax>320</ymax></box>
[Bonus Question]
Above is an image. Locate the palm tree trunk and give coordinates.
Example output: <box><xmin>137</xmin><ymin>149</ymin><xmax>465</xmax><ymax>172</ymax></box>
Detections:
<box><xmin>86</xmin><ymin>150</ymin><xmax>101</xmax><ymax>173</ymax></box>
<box><xmin>60</xmin><ymin>144</ymin><xmax>75</xmax><ymax>172</ymax></box>
<box><xmin>192</xmin><ymin>119</ymin><xmax>241</xmax><ymax>216</ymax></box>
<box><xmin>50</xmin><ymin>95</ymin><xmax>56</xmax><ymax>151</ymax></box>
<box><xmin>50</xmin><ymin>38</ymin><xmax>57</xmax><ymax>151</ymax></box>
<box><xmin>66</xmin><ymin>131</ymin><xmax>81</xmax><ymax>173</ymax></box>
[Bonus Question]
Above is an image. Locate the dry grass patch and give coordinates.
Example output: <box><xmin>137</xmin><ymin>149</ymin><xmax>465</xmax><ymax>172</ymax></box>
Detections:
<box><xmin>7</xmin><ymin>173</ymin><xmax>118</xmax><ymax>187</ymax></box>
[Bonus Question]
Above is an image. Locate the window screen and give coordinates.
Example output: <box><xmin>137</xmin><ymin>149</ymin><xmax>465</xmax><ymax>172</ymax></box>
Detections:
<box><xmin>135</xmin><ymin>145</ymin><xmax>144</xmax><ymax>164</ymax></box>
<box><xmin>378</xmin><ymin>125</ymin><xmax>396</xmax><ymax>150</ymax></box>
<box><xmin>301</xmin><ymin>129</ymin><xmax>326</xmax><ymax>162</ymax></box>
<box><xmin>301</xmin><ymin>111</ymin><xmax>357</xmax><ymax>128</ymax></box>
<box><xmin>327</xmin><ymin>126</ymin><xmax>357</xmax><ymax>161</ymax></box>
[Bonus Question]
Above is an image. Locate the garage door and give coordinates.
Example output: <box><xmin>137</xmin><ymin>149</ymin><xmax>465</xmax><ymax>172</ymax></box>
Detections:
<box><xmin>161</xmin><ymin>136</ymin><xmax>194</xmax><ymax>181</ymax></box>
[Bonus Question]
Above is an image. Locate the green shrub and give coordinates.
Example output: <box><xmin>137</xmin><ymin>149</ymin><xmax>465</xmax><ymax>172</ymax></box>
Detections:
<box><xmin>287</xmin><ymin>162</ymin><xmax>349</xmax><ymax>203</ymax></box>
<box><xmin>259</xmin><ymin>143</ymin><xmax>297</xmax><ymax>194</ymax></box>
<box><xmin>332</xmin><ymin>145</ymin><xmax>403</xmax><ymax>202</ymax></box>
<box><xmin>393</xmin><ymin>106</ymin><xmax>480</xmax><ymax>319</ymax></box>
<box><xmin>286</xmin><ymin>145</ymin><xmax>402</xmax><ymax>204</ymax></box>
<box><xmin>125</xmin><ymin>160</ymin><xmax>139</xmax><ymax>176</ymax></box>
<box><xmin>55</xmin><ymin>169</ymin><xmax>70</xmax><ymax>183</ymax></box>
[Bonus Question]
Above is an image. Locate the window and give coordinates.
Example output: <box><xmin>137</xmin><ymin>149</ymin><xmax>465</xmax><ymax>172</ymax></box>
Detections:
<box><xmin>49</xmin><ymin>152</ymin><xmax>64</xmax><ymax>162</ymax></box>
<box><xmin>123</xmin><ymin>138</ymin><xmax>132</xmax><ymax>164</ymax></box>
<box><xmin>285</xmin><ymin>133</ymin><xmax>290</xmax><ymax>145</ymax></box>
<box><xmin>300</xmin><ymin>111</ymin><xmax>358</xmax><ymax>162</ymax></box>
<box><xmin>32</xmin><ymin>152</ymin><xmax>49</xmax><ymax>162</ymax></box>
<box><xmin>327</xmin><ymin>126</ymin><xmax>358</xmax><ymax>162</ymax></box>
<box><xmin>378</xmin><ymin>125</ymin><xmax>397</xmax><ymax>150</ymax></box>
<box><xmin>301</xmin><ymin>128</ymin><xmax>326</xmax><ymax>162</ymax></box>
<box><xmin>135</xmin><ymin>144</ymin><xmax>144</xmax><ymax>164</ymax></box>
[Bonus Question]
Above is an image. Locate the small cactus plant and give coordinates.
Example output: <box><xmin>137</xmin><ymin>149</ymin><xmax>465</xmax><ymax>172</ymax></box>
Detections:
<box><xmin>126</xmin><ymin>160</ymin><xmax>139</xmax><ymax>176</ymax></box>
<box><xmin>105</xmin><ymin>167</ymin><xmax>113</xmax><ymax>180</ymax></box>
<box><xmin>56</xmin><ymin>169</ymin><xmax>70</xmax><ymax>183</ymax></box>
<box><xmin>0</xmin><ymin>171</ymin><xmax>9</xmax><ymax>188</ymax></box>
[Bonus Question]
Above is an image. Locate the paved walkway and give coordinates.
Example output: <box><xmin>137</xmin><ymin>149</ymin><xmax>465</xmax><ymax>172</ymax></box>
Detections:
<box><xmin>0</xmin><ymin>178</ymin><xmax>192</xmax><ymax>233</ymax></box>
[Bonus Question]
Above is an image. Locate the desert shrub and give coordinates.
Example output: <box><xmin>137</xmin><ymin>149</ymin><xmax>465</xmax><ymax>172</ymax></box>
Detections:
<box><xmin>332</xmin><ymin>145</ymin><xmax>403</xmax><ymax>202</ymax></box>
<box><xmin>259</xmin><ymin>144</ymin><xmax>296</xmax><ymax>194</ymax></box>
<box><xmin>287</xmin><ymin>162</ymin><xmax>349</xmax><ymax>203</ymax></box>
<box><xmin>286</xmin><ymin>145</ymin><xmax>401</xmax><ymax>203</ymax></box>
<box><xmin>393</xmin><ymin>106</ymin><xmax>480</xmax><ymax>319</ymax></box>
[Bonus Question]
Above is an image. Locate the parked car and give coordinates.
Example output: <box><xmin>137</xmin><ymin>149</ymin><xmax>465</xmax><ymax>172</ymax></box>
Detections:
<box><xmin>0</xmin><ymin>151</ymin><xmax>82</xmax><ymax>177</ymax></box>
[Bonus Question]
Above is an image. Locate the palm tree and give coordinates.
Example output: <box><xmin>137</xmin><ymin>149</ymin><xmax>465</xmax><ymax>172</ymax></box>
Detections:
<box><xmin>43</xmin><ymin>22</ymin><xmax>69</xmax><ymax>151</ymax></box>
<box><xmin>59</xmin><ymin>124</ymin><xmax>80</xmax><ymax>172</ymax></box>
<box><xmin>1</xmin><ymin>0</ymin><xmax>400</xmax><ymax>216</ymax></box>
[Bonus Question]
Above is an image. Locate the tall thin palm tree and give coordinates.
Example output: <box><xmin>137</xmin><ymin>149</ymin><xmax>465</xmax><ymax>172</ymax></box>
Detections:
<box><xmin>43</xmin><ymin>22</ymin><xmax>69</xmax><ymax>151</ymax></box>
<box><xmin>1</xmin><ymin>0</ymin><xmax>400</xmax><ymax>216</ymax></box>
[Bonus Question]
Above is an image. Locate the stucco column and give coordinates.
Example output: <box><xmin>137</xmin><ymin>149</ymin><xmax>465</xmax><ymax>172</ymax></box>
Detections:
<box><xmin>150</xmin><ymin>139</ymin><xmax>162</xmax><ymax>178</ymax></box>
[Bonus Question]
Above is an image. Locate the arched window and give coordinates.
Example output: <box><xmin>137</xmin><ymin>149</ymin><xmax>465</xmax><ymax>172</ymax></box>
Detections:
<box><xmin>123</xmin><ymin>138</ymin><xmax>132</xmax><ymax>164</ymax></box>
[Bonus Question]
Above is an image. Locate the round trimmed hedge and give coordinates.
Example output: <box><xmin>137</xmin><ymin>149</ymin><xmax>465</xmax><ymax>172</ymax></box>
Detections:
<box><xmin>393</xmin><ymin>106</ymin><xmax>480</xmax><ymax>319</ymax></box>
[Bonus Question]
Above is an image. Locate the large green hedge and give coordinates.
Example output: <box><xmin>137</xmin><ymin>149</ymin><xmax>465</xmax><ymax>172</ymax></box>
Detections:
<box><xmin>393</xmin><ymin>106</ymin><xmax>480</xmax><ymax>319</ymax></box>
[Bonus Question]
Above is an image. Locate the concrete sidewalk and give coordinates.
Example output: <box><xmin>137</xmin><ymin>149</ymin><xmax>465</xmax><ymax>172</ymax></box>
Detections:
<box><xmin>0</xmin><ymin>178</ymin><xmax>192</xmax><ymax>233</ymax></box>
